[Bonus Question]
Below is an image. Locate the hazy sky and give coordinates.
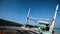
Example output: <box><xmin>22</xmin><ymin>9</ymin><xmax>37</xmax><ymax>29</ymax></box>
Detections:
<box><xmin>0</xmin><ymin>0</ymin><xmax>60</xmax><ymax>28</ymax></box>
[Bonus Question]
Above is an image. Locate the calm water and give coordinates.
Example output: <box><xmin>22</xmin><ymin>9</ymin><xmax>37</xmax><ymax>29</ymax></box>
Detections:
<box><xmin>54</xmin><ymin>28</ymin><xmax>60</xmax><ymax>34</ymax></box>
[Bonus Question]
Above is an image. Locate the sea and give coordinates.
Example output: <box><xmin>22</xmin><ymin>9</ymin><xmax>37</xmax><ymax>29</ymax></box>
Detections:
<box><xmin>54</xmin><ymin>28</ymin><xmax>60</xmax><ymax>34</ymax></box>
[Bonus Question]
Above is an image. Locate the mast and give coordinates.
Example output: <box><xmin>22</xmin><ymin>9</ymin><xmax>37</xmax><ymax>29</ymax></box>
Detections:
<box><xmin>24</xmin><ymin>8</ymin><xmax>30</xmax><ymax>27</ymax></box>
<box><xmin>50</xmin><ymin>4</ymin><xmax>59</xmax><ymax>32</ymax></box>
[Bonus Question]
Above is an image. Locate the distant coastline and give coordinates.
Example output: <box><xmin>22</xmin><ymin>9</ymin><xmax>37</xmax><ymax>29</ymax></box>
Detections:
<box><xmin>54</xmin><ymin>28</ymin><xmax>60</xmax><ymax>29</ymax></box>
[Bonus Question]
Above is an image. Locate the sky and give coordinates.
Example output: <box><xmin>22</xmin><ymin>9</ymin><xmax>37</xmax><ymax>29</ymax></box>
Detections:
<box><xmin>0</xmin><ymin>0</ymin><xmax>60</xmax><ymax>28</ymax></box>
